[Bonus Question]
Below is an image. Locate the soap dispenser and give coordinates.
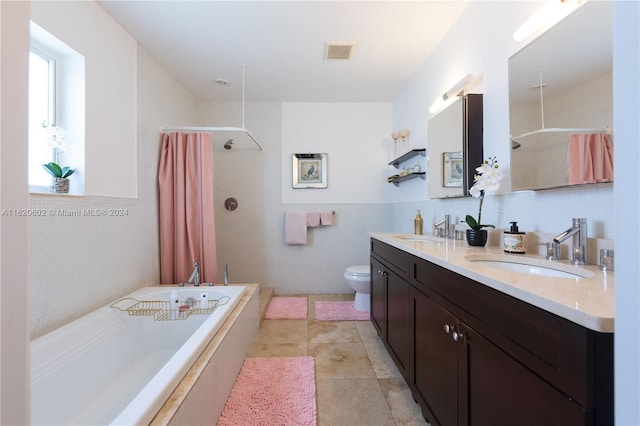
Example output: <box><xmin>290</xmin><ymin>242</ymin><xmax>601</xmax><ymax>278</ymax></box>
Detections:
<box><xmin>414</xmin><ymin>210</ymin><xmax>423</xmax><ymax>235</ymax></box>
<box><xmin>504</xmin><ymin>221</ymin><xmax>526</xmax><ymax>254</ymax></box>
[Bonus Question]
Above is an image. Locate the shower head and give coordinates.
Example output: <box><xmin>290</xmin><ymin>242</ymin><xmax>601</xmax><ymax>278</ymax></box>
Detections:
<box><xmin>223</xmin><ymin>139</ymin><xmax>234</xmax><ymax>150</ymax></box>
<box><xmin>511</xmin><ymin>140</ymin><xmax>522</xmax><ymax>150</ymax></box>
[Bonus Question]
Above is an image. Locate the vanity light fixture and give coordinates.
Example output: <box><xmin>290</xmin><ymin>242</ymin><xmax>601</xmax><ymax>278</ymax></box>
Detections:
<box><xmin>513</xmin><ymin>0</ymin><xmax>583</xmax><ymax>42</ymax></box>
<box><xmin>428</xmin><ymin>74</ymin><xmax>473</xmax><ymax>114</ymax></box>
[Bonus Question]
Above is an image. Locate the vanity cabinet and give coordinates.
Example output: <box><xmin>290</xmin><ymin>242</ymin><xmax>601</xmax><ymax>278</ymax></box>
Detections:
<box><xmin>370</xmin><ymin>239</ymin><xmax>412</xmax><ymax>380</ymax></box>
<box><xmin>370</xmin><ymin>238</ymin><xmax>613</xmax><ymax>426</ymax></box>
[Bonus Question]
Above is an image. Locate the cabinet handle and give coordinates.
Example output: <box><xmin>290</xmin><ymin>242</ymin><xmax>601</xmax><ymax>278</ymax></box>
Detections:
<box><xmin>444</xmin><ymin>324</ymin><xmax>454</xmax><ymax>334</ymax></box>
<box><xmin>378</xmin><ymin>270</ymin><xmax>387</xmax><ymax>276</ymax></box>
<box><xmin>452</xmin><ymin>331</ymin><xmax>464</xmax><ymax>342</ymax></box>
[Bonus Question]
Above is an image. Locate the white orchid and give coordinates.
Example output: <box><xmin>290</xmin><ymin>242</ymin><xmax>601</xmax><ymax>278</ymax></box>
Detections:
<box><xmin>42</xmin><ymin>122</ymin><xmax>68</xmax><ymax>151</ymax></box>
<box><xmin>465</xmin><ymin>157</ymin><xmax>502</xmax><ymax>230</ymax></box>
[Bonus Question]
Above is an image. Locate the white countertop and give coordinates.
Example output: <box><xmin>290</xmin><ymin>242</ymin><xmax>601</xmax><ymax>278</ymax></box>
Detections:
<box><xmin>370</xmin><ymin>232</ymin><xmax>614</xmax><ymax>333</ymax></box>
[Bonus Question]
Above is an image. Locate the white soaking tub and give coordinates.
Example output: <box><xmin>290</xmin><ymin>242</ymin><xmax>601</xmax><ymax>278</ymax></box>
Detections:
<box><xmin>30</xmin><ymin>285</ymin><xmax>250</xmax><ymax>426</ymax></box>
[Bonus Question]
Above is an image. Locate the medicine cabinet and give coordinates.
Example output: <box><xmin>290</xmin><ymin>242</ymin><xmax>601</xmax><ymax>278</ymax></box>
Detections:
<box><xmin>427</xmin><ymin>94</ymin><xmax>483</xmax><ymax>199</ymax></box>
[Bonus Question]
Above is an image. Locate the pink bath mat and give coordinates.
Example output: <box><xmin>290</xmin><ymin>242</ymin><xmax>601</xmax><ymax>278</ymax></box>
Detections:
<box><xmin>264</xmin><ymin>296</ymin><xmax>308</xmax><ymax>319</ymax></box>
<box><xmin>315</xmin><ymin>300</ymin><xmax>370</xmax><ymax>321</ymax></box>
<box><xmin>219</xmin><ymin>356</ymin><xmax>317</xmax><ymax>426</ymax></box>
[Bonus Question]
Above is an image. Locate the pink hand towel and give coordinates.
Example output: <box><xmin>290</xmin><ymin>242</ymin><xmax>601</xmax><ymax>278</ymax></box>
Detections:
<box><xmin>320</xmin><ymin>211</ymin><xmax>333</xmax><ymax>226</ymax></box>
<box><xmin>306</xmin><ymin>212</ymin><xmax>320</xmax><ymax>227</ymax></box>
<box><xmin>285</xmin><ymin>211</ymin><xmax>308</xmax><ymax>245</ymax></box>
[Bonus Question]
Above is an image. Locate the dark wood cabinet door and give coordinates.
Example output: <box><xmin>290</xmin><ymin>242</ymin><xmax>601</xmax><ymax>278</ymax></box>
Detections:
<box><xmin>386</xmin><ymin>268</ymin><xmax>412</xmax><ymax>379</ymax></box>
<box><xmin>462</xmin><ymin>324</ymin><xmax>591</xmax><ymax>426</ymax></box>
<box><xmin>370</xmin><ymin>257</ymin><xmax>386</xmax><ymax>339</ymax></box>
<box><xmin>412</xmin><ymin>287</ymin><xmax>459</xmax><ymax>426</ymax></box>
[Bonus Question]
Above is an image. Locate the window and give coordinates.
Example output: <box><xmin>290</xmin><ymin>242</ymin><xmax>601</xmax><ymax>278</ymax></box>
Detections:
<box><xmin>29</xmin><ymin>21</ymin><xmax>85</xmax><ymax>195</ymax></box>
<box><xmin>28</xmin><ymin>48</ymin><xmax>56</xmax><ymax>187</ymax></box>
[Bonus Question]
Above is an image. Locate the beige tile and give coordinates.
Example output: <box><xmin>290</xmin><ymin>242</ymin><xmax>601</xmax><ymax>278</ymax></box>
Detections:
<box><xmin>378</xmin><ymin>378</ymin><xmax>430</xmax><ymax>425</ymax></box>
<box><xmin>248</xmin><ymin>341</ymin><xmax>308</xmax><ymax>357</ymax></box>
<box><xmin>355</xmin><ymin>320</ymin><xmax>379</xmax><ymax>342</ymax></box>
<box><xmin>316</xmin><ymin>378</ymin><xmax>396</xmax><ymax>426</ymax></box>
<box><xmin>310</xmin><ymin>342</ymin><xmax>375</xmax><ymax>379</ymax></box>
<box><xmin>308</xmin><ymin>320</ymin><xmax>362</xmax><ymax>345</ymax></box>
<box><xmin>252</xmin><ymin>319</ymin><xmax>307</xmax><ymax>345</ymax></box>
<box><xmin>243</xmin><ymin>294</ymin><xmax>433</xmax><ymax>426</ymax></box>
<box><xmin>363</xmin><ymin>340</ymin><xmax>403</xmax><ymax>379</ymax></box>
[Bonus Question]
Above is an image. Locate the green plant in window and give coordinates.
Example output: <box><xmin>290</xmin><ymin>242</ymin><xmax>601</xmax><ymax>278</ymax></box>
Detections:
<box><xmin>42</xmin><ymin>162</ymin><xmax>75</xmax><ymax>178</ymax></box>
<box><xmin>41</xmin><ymin>122</ymin><xmax>74</xmax><ymax>179</ymax></box>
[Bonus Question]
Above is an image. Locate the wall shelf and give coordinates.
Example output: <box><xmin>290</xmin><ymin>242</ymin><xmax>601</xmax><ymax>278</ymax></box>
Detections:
<box><xmin>389</xmin><ymin>149</ymin><xmax>426</xmax><ymax>168</ymax></box>
<box><xmin>387</xmin><ymin>172</ymin><xmax>426</xmax><ymax>186</ymax></box>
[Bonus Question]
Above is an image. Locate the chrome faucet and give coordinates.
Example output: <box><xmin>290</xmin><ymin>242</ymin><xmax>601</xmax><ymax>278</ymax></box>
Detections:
<box><xmin>434</xmin><ymin>214</ymin><xmax>451</xmax><ymax>239</ymax></box>
<box><xmin>535</xmin><ymin>241</ymin><xmax>561</xmax><ymax>260</ymax></box>
<box><xmin>182</xmin><ymin>261</ymin><xmax>200</xmax><ymax>286</ymax></box>
<box><xmin>553</xmin><ymin>218</ymin><xmax>588</xmax><ymax>265</ymax></box>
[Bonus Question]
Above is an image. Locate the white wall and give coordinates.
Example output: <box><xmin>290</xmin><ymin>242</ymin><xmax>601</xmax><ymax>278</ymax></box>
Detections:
<box><xmin>31</xmin><ymin>1</ymin><xmax>137</xmax><ymax>198</ymax></box>
<box><xmin>389</xmin><ymin>2</ymin><xmax>614</xmax><ymax>242</ymax></box>
<box><xmin>0</xmin><ymin>2</ymin><xmax>30</xmax><ymax>423</ymax></box>
<box><xmin>200</xmin><ymin>100</ymin><xmax>393</xmax><ymax>294</ymax></box>
<box><xmin>282</xmin><ymin>103</ymin><xmax>392</xmax><ymax>204</ymax></box>
<box><xmin>613</xmin><ymin>2</ymin><xmax>640</xmax><ymax>423</ymax></box>
<box><xmin>28</xmin><ymin>45</ymin><xmax>199</xmax><ymax>338</ymax></box>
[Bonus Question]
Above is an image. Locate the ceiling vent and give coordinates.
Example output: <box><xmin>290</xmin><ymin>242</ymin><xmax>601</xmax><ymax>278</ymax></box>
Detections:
<box><xmin>324</xmin><ymin>42</ymin><xmax>356</xmax><ymax>60</ymax></box>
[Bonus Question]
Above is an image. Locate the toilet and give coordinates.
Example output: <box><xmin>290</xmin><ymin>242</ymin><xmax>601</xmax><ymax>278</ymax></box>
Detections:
<box><xmin>344</xmin><ymin>265</ymin><xmax>371</xmax><ymax>312</ymax></box>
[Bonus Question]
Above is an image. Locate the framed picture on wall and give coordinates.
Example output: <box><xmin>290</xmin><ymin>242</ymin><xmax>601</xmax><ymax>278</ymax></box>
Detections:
<box><xmin>443</xmin><ymin>152</ymin><xmax>463</xmax><ymax>187</ymax></box>
<box><xmin>292</xmin><ymin>153</ymin><xmax>327</xmax><ymax>188</ymax></box>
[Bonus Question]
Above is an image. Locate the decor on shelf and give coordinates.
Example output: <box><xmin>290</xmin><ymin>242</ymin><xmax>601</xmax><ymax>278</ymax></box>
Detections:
<box><xmin>42</xmin><ymin>122</ymin><xmax>74</xmax><ymax>194</ymax></box>
<box><xmin>391</xmin><ymin>128</ymin><xmax>411</xmax><ymax>157</ymax></box>
<box><xmin>292</xmin><ymin>153</ymin><xmax>327</xmax><ymax>189</ymax></box>
<box><xmin>465</xmin><ymin>157</ymin><xmax>502</xmax><ymax>246</ymax></box>
<box><xmin>42</xmin><ymin>162</ymin><xmax>75</xmax><ymax>194</ymax></box>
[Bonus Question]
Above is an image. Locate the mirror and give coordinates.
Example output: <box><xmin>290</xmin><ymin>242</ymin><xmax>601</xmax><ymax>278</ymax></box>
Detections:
<box><xmin>509</xmin><ymin>1</ymin><xmax>613</xmax><ymax>191</ymax></box>
<box><xmin>428</xmin><ymin>94</ymin><xmax>483</xmax><ymax>198</ymax></box>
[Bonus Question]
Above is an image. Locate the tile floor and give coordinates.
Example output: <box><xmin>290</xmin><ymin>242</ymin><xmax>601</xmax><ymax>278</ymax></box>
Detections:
<box><xmin>250</xmin><ymin>291</ymin><xmax>429</xmax><ymax>426</ymax></box>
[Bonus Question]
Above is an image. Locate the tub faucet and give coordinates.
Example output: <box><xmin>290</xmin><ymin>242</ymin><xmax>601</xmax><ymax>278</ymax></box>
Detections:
<box><xmin>184</xmin><ymin>261</ymin><xmax>200</xmax><ymax>286</ymax></box>
<box><xmin>553</xmin><ymin>218</ymin><xmax>588</xmax><ymax>265</ymax></box>
<box><xmin>434</xmin><ymin>214</ymin><xmax>451</xmax><ymax>238</ymax></box>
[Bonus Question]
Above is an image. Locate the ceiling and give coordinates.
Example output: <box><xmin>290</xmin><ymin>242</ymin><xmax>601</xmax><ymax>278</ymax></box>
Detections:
<box><xmin>97</xmin><ymin>1</ymin><xmax>469</xmax><ymax>103</ymax></box>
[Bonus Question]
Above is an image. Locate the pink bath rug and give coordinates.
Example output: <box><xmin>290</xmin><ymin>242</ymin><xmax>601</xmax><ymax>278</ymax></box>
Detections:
<box><xmin>264</xmin><ymin>296</ymin><xmax>308</xmax><ymax>319</ymax></box>
<box><xmin>219</xmin><ymin>356</ymin><xmax>317</xmax><ymax>426</ymax></box>
<box><xmin>315</xmin><ymin>300</ymin><xmax>370</xmax><ymax>321</ymax></box>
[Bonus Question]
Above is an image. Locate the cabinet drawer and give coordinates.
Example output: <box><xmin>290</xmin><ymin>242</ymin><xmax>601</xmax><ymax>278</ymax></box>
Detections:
<box><xmin>370</xmin><ymin>239</ymin><xmax>410</xmax><ymax>281</ymax></box>
<box><xmin>411</xmin><ymin>256</ymin><xmax>607</xmax><ymax>409</ymax></box>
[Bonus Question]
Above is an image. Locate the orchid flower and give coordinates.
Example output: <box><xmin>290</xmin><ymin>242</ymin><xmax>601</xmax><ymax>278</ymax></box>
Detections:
<box><xmin>465</xmin><ymin>157</ymin><xmax>502</xmax><ymax>230</ymax></box>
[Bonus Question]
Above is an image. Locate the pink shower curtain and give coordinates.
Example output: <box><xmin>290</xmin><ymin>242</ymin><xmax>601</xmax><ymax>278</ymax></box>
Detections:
<box><xmin>567</xmin><ymin>133</ymin><xmax>614</xmax><ymax>184</ymax></box>
<box><xmin>158</xmin><ymin>132</ymin><xmax>217</xmax><ymax>284</ymax></box>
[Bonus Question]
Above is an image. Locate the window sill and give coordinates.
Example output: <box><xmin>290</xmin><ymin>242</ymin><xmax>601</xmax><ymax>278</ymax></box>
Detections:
<box><xmin>29</xmin><ymin>184</ymin><xmax>84</xmax><ymax>197</ymax></box>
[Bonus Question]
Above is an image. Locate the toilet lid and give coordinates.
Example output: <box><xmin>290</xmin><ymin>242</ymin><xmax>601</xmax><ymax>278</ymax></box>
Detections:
<box><xmin>346</xmin><ymin>265</ymin><xmax>370</xmax><ymax>277</ymax></box>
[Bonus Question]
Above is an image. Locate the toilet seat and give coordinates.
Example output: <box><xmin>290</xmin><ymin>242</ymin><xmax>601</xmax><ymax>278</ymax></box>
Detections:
<box><xmin>345</xmin><ymin>265</ymin><xmax>370</xmax><ymax>277</ymax></box>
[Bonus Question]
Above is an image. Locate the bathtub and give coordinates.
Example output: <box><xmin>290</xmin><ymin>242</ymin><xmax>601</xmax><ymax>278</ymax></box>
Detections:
<box><xmin>30</xmin><ymin>285</ymin><xmax>258</xmax><ymax>425</ymax></box>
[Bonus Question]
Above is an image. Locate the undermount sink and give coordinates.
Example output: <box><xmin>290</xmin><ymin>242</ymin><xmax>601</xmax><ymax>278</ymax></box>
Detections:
<box><xmin>464</xmin><ymin>254</ymin><xmax>594</xmax><ymax>279</ymax></box>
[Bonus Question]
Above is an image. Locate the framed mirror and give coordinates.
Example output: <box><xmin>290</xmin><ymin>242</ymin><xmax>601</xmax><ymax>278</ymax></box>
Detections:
<box><xmin>508</xmin><ymin>1</ymin><xmax>613</xmax><ymax>191</ymax></box>
<box><xmin>428</xmin><ymin>94</ymin><xmax>483</xmax><ymax>199</ymax></box>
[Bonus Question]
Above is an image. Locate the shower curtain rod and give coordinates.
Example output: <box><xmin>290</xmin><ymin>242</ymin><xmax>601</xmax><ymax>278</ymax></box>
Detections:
<box><xmin>161</xmin><ymin>67</ymin><xmax>263</xmax><ymax>151</ymax></box>
<box><xmin>160</xmin><ymin>126</ymin><xmax>263</xmax><ymax>151</ymax></box>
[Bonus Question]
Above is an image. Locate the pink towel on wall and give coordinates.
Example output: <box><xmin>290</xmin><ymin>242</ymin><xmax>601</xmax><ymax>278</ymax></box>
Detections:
<box><xmin>285</xmin><ymin>211</ymin><xmax>308</xmax><ymax>245</ymax></box>
<box><xmin>568</xmin><ymin>133</ymin><xmax>613</xmax><ymax>184</ymax></box>
<box><xmin>320</xmin><ymin>211</ymin><xmax>333</xmax><ymax>226</ymax></box>
<box><xmin>306</xmin><ymin>212</ymin><xmax>320</xmax><ymax>227</ymax></box>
